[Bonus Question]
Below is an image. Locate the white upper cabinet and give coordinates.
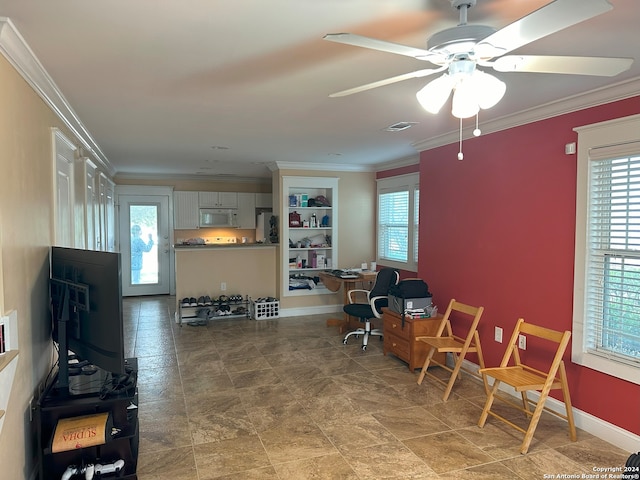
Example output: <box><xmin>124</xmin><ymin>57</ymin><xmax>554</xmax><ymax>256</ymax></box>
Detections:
<box><xmin>237</xmin><ymin>193</ymin><xmax>257</xmax><ymax>229</ymax></box>
<box><xmin>198</xmin><ymin>192</ymin><xmax>238</xmax><ymax>208</ymax></box>
<box><xmin>174</xmin><ymin>191</ymin><xmax>199</xmax><ymax>229</ymax></box>
<box><xmin>255</xmin><ymin>193</ymin><xmax>273</xmax><ymax>209</ymax></box>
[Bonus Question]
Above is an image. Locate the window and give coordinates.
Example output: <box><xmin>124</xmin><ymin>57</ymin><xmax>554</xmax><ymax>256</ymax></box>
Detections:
<box><xmin>573</xmin><ymin>115</ymin><xmax>640</xmax><ymax>385</ymax></box>
<box><xmin>377</xmin><ymin>173</ymin><xmax>419</xmax><ymax>271</ymax></box>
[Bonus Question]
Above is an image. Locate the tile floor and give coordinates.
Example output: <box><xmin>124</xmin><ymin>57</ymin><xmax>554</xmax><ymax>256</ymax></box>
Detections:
<box><xmin>125</xmin><ymin>296</ymin><xmax>632</xmax><ymax>480</ymax></box>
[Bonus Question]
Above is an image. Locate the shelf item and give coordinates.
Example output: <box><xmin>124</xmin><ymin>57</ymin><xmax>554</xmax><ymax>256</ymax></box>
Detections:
<box><xmin>382</xmin><ymin>308</ymin><xmax>446</xmax><ymax>371</ymax></box>
<box><xmin>282</xmin><ymin>176</ymin><xmax>339</xmax><ymax>297</ymax></box>
<box><xmin>51</xmin><ymin>412</ymin><xmax>111</xmax><ymax>453</ymax></box>
<box><xmin>36</xmin><ymin>358</ymin><xmax>139</xmax><ymax>480</ymax></box>
<box><xmin>250</xmin><ymin>298</ymin><xmax>280</xmax><ymax>320</ymax></box>
<box><xmin>177</xmin><ymin>295</ymin><xmax>250</xmax><ymax>325</ymax></box>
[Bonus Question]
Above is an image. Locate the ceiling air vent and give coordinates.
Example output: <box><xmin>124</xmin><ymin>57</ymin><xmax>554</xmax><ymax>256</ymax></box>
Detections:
<box><xmin>385</xmin><ymin>122</ymin><xmax>418</xmax><ymax>132</ymax></box>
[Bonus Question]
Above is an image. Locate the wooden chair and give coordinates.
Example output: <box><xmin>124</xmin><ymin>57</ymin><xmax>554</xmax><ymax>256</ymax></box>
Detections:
<box><xmin>416</xmin><ymin>299</ymin><xmax>487</xmax><ymax>401</ymax></box>
<box><xmin>477</xmin><ymin>318</ymin><xmax>577</xmax><ymax>454</ymax></box>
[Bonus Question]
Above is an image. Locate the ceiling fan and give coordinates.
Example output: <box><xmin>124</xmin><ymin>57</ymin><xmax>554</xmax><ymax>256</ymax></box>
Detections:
<box><xmin>324</xmin><ymin>0</ymin><xmax>633</xmax><ymax>118</ymax></box>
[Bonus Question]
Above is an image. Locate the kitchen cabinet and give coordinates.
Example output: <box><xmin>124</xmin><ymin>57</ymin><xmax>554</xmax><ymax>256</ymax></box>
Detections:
<box><xmin>282</xmin><ymin>176</ymin><xmax>338</xmax><ymax>297</ymax></box>
<box><xmin>255</xmin><ymin>193</ymin><xmax>273</xmax><ymax>209</ymax></box>
<box><xmin>236</xmin><ymin>192</ymin><xmax>256</xmax><ymax>229</ymax></box>
<box><xmin>174</xmin><ymin>191</ymin><xmax>199</xmax><ymax>229</ymax></box>
<box><xmin>198</xmin><ymin>191</ymin><xmax>238</xmax><ymax>208</ymax></box>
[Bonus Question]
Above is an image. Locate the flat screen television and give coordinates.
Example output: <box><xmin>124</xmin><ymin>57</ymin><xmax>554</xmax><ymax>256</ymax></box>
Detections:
<box><xmin>49</xmin><ymin>246</ymin><xmax>126</xmax><ymax>393</ymax></box>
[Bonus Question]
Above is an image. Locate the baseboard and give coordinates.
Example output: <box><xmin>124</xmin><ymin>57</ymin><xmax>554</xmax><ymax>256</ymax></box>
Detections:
<box><xmin>460</xmin><ymin>359</ymin><xmax>640</xmax><ymax>452</ymax></box>
<box><xmin>279</xmin><ymin>304</ymin><xmax>342</xmax><ymax>318</ymax></box>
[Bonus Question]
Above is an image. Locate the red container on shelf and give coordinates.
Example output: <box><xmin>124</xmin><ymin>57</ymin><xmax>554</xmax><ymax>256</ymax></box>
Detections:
<box><xmin>289</xmin><ymin>211</ymin><xmax>301</xmax><ymax>227</ymax></box>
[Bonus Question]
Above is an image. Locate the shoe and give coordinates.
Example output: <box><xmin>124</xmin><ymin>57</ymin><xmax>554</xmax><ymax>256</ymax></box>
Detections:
<box><xmin>204</xmin><ymin>295</ymin><xmax>212</xmax><ymax>306</ymax></box>
<box><xmin>197</xmin><ymin>296</ymin><xmax>206</xmax><ymax>306</ymax></box>
<box><xmin>187</xmin><ymin>319</ymin><xmax>207</xmax><ymax>326</ymax></box>
<box><xmin>181</xmin><ymin>297</ymin><xmax>190</xmax><ymax>307</ymax></box>
<box><xmin>189</xmin><ymin>297</ymin><xmax>198</xmax><ymax>307</ymax></box>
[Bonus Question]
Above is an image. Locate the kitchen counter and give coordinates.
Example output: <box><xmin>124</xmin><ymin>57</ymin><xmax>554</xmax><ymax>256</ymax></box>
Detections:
<box><xmin>174</xmin><ymin>244</ymin><xmax>278</xmax><ymax>317</ymax></box>
<box><xmin>174</xmin><ymin>243</ymin><xmax>278</xmax><ymax>249</ymax></box>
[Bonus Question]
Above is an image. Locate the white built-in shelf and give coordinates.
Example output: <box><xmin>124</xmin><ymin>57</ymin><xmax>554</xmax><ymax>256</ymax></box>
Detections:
<box><xmin>283</xmin><ymin>176</ymin><xmax>339</xmax><ymax>297</ymax></box>
<box><xmin>0</xmin><ymin>350</ymin><xmax>18</xmax><ymax>373</ymax></box>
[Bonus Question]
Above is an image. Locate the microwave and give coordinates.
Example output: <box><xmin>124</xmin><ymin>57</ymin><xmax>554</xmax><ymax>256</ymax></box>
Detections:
<box><xmin>199</xmin><ymin>208</ymin><xmax>237</xmax><ymax>227</ymax></box>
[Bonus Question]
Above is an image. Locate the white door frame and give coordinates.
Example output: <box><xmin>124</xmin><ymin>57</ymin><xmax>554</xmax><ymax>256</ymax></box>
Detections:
<box><xmin>115</xmin><ymin>186</ymin><xmax>175</xmax><ymax>296</ymax></box>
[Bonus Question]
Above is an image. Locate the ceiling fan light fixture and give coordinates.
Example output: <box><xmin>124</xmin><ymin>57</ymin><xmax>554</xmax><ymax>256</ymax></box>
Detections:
<box><xmin>451</xmin><ymin>80</ymin><xmax>480</xmax><ymax>119</ymax></box>
<box><xmin>416</xmin><ymin>74</ymin><xmax>454</xmax><ymax>114</ymax></box>
<box><xmin>473</xmin><ymin>70</ymin><xmax>506</xmax><ymax>109</ymax></box>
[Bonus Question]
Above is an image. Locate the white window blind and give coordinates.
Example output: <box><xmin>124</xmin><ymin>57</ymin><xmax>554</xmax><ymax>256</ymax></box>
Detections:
<box><xmin>377</xmin><ymin>173</ymin><xmax>419</xmax><ymax>271</ymax></box>
<box><xmin>379</xmin><ymin>190</ymin><xmax>409</xmax><ymax>262</ymax></box>
<box><xmin>585</xmin><ymin>149</ymin><xmax>640</xmax><ymax>366</ymax></box>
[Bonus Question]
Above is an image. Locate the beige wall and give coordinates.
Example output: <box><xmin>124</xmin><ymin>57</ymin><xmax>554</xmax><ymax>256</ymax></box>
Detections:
<box><xmin>274</xmin><ymin>169</ymin><xmax>376</xmax><ymax>311</ymax></box>
<box><xmin>0</xmin><ymin>54</ymin><xmax>71</xmax><ymax>479</ymax></box>
<box><xmin>0</xmin><ymin>49</ymin><xmax>376</xmax><ymax>480</ymax></box>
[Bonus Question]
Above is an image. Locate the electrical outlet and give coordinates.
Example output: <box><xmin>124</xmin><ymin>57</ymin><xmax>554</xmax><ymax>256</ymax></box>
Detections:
<box><xmin>495</xmin><ymin>326</ymin><xmax>503</xmax><ymax>343</ymax></box>
<box><xmin>519</xmin><ymin>334</ymin><xmax>527</xmax><ymax>350</ymax></box>
<box><xmin>220</xmin><ymin>282</ymin><xmax>227</xmax><ymax>291</ymax></box>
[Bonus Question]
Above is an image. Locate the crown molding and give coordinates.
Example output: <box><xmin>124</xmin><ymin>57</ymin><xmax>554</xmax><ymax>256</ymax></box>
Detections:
<box><xmin>113</xmin><ymin>172</ymin><xmax>271</xmax><ymax>184</ymax></box>
<box><xmin>374</xmin><ymin>154</ymin><xmax>420</xmax><ymax>172</ymax></box>
<box><xmin>412</xmin><ymin>76</ymin><xmax>640</xmax><ymax>153</ymax></box>
<box><xmin>274</xmin><ymin>161</ymin><xmax>374</xmax><ymax>173</ymax></box>
<box><xmin>0</xmin><ymin>17</ymin><xmax>114</xmax><ymax>176</ymax></box>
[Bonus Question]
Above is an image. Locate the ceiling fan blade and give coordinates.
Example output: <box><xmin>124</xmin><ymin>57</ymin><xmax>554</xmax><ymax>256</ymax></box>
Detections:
<box><xmin>329</xmin><ymin>67</ymin><xmax>446</xmax><ymax>97</ymax></box>
<box><xmin>323</xmin><ymin>33</ymin><xmax>432</xmax><ymax>59</ymax></box>
<box><xmin>477</xmin><ymin>0</ymin><xmax>613</xmax><ymax>56</ymax></box>
<box><xmin>492</xmin><ymin>55</ymin><xmax>633</xmax><ymax>76</ymax></box>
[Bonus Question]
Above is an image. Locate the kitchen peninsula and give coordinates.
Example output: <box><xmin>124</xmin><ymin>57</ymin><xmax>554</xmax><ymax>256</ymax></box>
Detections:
<box><xmin>174</xmin><ymin>240</ymin><xmax>278</xmax><ymax>322</ymax></box>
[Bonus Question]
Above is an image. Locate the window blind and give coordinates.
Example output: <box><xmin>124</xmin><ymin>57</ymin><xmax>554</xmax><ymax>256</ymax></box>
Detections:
<box><xmin>586</xmin><ymin>152</ymin><xmax>640</xmax><ymax>366</ymax></box>
<box><xmin>378</xmin><ymin>190</ymin><xmax>409</xmax><ymax>262</ymax></box>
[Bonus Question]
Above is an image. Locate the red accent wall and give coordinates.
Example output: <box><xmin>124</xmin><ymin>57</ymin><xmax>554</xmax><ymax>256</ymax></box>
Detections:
<box><xmin>409</xmin><ymin>97</ymin><xmax>640</xmax><ymax>435</ymax></box>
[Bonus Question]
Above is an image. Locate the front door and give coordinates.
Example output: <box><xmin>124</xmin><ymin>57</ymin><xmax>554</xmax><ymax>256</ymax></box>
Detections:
<box><xmin>117</xmin><ymin>191</ymin><xmax>172</xmax><ymax>296</ymax></box>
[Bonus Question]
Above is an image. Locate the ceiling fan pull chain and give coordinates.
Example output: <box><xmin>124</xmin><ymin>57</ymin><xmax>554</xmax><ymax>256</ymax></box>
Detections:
<box><xmin>473</xmin><ymin>113</ymin><xmax>481</xmax><ymax>137</ymax></box>
<box><xmin>458</xmin><ymin>117</ymin><xmax>464</xmax><ymax>161</ymax></box>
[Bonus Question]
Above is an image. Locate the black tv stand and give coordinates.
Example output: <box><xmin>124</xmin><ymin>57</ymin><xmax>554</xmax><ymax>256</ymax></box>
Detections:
<box><xmin>35</xmin><ymin>358</ymin><xmax>139</xmax><ymax>480</ymax></box>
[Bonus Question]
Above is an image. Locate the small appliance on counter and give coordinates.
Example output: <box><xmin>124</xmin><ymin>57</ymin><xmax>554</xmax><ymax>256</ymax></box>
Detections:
<box><xmin>176</xmin><ymin>237</ymin><xmax>237</xmax><ymax>246</ymax></box>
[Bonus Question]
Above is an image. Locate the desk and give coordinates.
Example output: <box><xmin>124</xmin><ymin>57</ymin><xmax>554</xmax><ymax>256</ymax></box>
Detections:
<box><xmin>382</xmin><ymin>308</ymin><xmax>446</xmax><ymax>370</ymax></box>
<box><xmin>319</xmin><ymin>271</ymin><xmax>377</xmax><ymax>333</ymax></box>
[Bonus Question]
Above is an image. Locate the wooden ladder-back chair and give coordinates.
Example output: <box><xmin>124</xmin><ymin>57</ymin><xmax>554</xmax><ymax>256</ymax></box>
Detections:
<box><xmin>477</xmin><ymin>318</ymin><xmax>577</xmax><ymax>454</ymax></box>
<box><xmin>416</xmin><ymin>299</ymin><xmax>488</xmax><ymax>401</ymax></box>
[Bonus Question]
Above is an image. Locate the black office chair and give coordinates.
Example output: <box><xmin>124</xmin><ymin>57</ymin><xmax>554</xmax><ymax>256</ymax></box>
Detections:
<box><xmin>342</xmin><ymin>267</ymin><xmax>399</xmax><ymax>351</ymax></box>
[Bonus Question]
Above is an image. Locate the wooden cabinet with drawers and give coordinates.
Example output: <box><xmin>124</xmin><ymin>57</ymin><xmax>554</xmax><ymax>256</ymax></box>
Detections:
<box><xmin>382</xmin><ymin>308</ymin><xmax>446</xmax><ymax>371</ymax></box>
